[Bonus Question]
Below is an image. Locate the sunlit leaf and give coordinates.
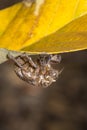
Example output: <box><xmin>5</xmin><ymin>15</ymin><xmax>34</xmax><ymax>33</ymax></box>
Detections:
<box><xmin>22</xmin><ymin>14</ymin><xmax>87</xmax><ymax>54</ymax></box>
<box><xmin>0</xmin><ymin>0</ymin><xmax>87</xmax><ymax>52</ymax></box>
<box><xmin>0</xmin><ymin>3</ymin><xmax>22</xmax><ymax>36</ymax></box>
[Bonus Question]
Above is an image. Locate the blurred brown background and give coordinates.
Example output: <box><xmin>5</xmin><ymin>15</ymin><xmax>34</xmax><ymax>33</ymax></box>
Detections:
<box><xmin>0</xmin><ymin>1</ymin><xmax>87</xmax><ymax>130</ymax></box>
<box><xmin>0</xmin><ymin>0</ymin><xmax>21</xmax><ymax>9</ymax></box>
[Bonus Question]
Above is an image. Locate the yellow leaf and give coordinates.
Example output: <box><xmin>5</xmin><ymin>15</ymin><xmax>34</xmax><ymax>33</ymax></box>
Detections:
<box><xmin>0</xmin><ymin>0</ymin><xmax>87</xmax><ymax>53</ymax></box>
<box><xmin>22</xmin><ymin>14</ymin><xmax>87</xmax><ymax>54</ymax></box>
<box><xmin>0</xmin><ymin>3</ymin><xmax>22</xmax><ymax>36</ymax></box>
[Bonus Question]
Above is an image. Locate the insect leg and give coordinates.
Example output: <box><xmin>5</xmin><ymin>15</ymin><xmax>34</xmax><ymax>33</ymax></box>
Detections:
<box><xmin>20</xmin><ymin>53</ymin><xmax>37</xmax><ymax>68</ymax></box>
<box><xmin>7</xmin><ymin>53</ymin><xmax>22</xmax><ymax>68</ymax></box>
<box><xmin>20</xmin><ymin>68</ymin><xmax>36</xmax><ymax>86</ymax></box>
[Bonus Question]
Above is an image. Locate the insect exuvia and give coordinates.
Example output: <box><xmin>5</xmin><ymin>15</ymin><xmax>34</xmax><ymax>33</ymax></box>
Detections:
<box><xmin>7</xmin><ymin>53</ymin><xmax>62</xmax><ymax>87</ymax></box>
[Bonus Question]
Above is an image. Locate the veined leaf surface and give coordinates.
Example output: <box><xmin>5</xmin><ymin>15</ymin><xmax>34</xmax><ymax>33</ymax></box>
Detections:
<box><xmin>22</xmin><ymin>14</ymin><xmax>87</xmax><ymax>54</ymax></box>
<box><xmin>0</xmin><ymin>0</ymin><xmax>87</xmax><ymax>53</ymax></box>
